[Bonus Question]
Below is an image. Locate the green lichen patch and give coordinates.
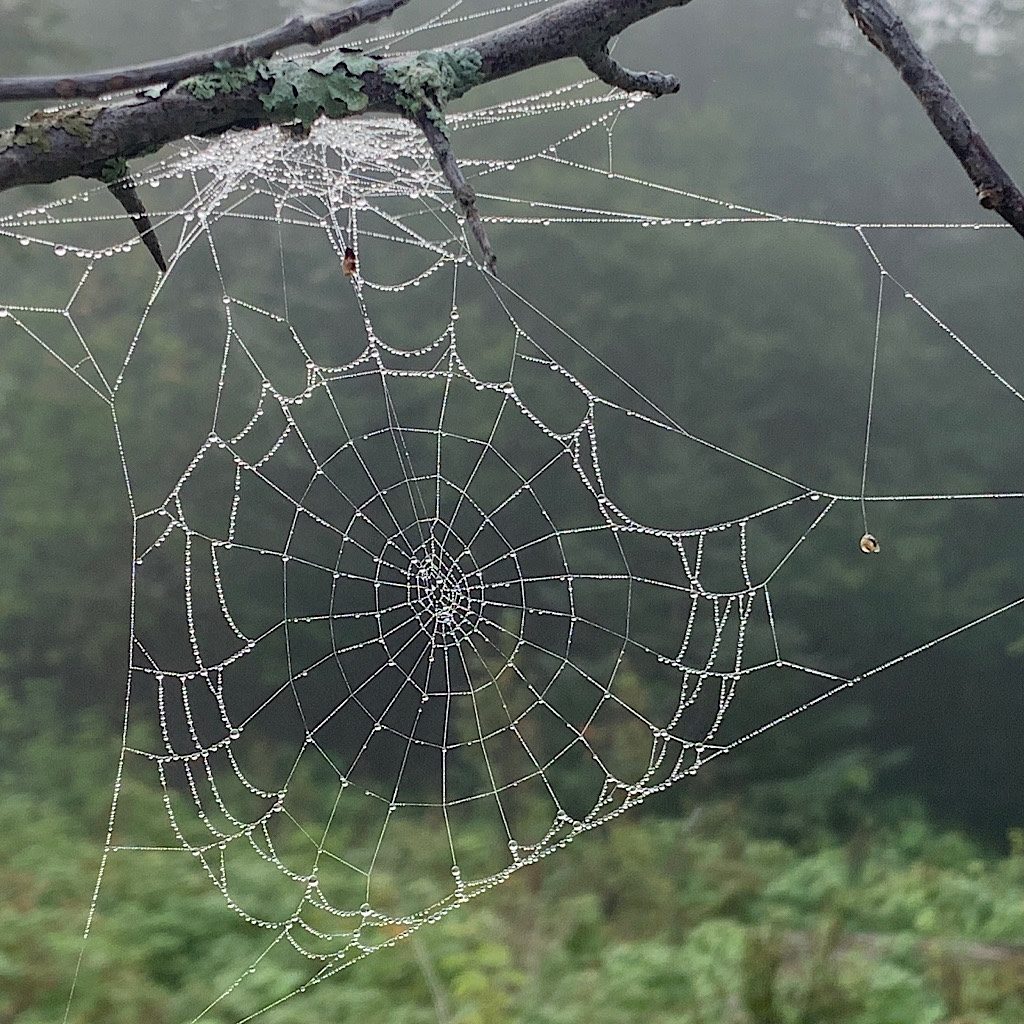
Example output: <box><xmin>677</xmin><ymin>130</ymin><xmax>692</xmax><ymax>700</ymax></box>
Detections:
<box><xmin>0</xmin><ymin>108</ymin><xmax>100</xmax><ymax>155</ymax></box>
<box><xmin>0</xmin><ymin>120</ymin><xmax>53</xmax><ymax>154</ymax></box>
<box><xmin>331</xmin><ymin>53</ymin><xmax>378</xmax><ymax>78</ymax></box>
<box><xmin>181</xmin><ymin>59</ymin><xmax>267</xmax><ymax>100</ymax></box>
<box><xmin>382</xmin><ymin>48</ymin><xmax>483</xmax><ymax>125</ymax></box>
<box><xmin>55</xmin><ymin>109</ymin><xmax>99</xmax><ymax>142</ymax></box>
<box><xmin>99</xmin><ymin>156</ymin><xmax>129</xmax><ymax>184</ymax></box>
<box><xmin>260</xmin><ymin>53</ymin><xmax>374</xmax><ymax>127</ymax></box>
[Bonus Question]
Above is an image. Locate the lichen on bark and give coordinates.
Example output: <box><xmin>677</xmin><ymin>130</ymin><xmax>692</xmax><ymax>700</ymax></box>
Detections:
<box><xmin>0</xmin><ymin>108</ymin><xmax>99</xmax><ymax>155</ymax></box>
<box><xmin>382</xmin><ymin>48</ymin><xmax>484</xmax><ymax>125</ymax></box>
<box><xmin>180</xmin><ymin>59</ymin><xmax>268</xmax><ymax>100</ymax></box>
<box><xmin>259</xmin><ymin>52</ymin><xmax>378</xmax><ymax>126</ymax></box>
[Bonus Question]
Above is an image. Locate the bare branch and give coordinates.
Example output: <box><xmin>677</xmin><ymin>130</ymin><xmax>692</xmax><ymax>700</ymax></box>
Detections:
<box><xmin>460</xmin><ymin>0</ymin><xmax>694</xmax><ymax>86</ymax></box>
<box><xmin>418</xmin><ymin>114</ymin><xmax>497</xmax><ymax>273</ymax></box>
<box><xmin>0</xmin><ymin>0</ymin><xmax>413</xmax><ymax>102</ymax></box>
<box><xmin>106</xmin><ymin>177</ymin><xmax>167</xmax><ymax>272</ymax></box>
<box><xmin>843</xmin><ymin>0</ymin><xmax>1024</xmax><ymax>240</ymax></box>
<box><xmin>581</xmin><ymin>46</ymin><xmax>679</xmax><ymax>96</ymax></box>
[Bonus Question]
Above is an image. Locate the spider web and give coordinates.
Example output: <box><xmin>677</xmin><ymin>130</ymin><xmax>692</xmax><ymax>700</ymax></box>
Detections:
<box><xmin>2</xmin><ymin>9</ymin><xmax>1024</xmax><ymax>1022</ymax></box>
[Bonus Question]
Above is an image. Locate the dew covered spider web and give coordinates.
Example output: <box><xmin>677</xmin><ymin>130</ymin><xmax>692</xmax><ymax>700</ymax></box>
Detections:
<box><xmin>2</xmin><ymin>6</ymin><xmax>1024</xmax><ymax>1022</ymax></box>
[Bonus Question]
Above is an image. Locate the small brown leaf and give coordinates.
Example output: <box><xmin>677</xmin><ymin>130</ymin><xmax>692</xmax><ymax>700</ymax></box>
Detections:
<box><xmin>859</xmin><ymin>533</ymin><xmax>881</xmax><ymax>554</ymax></box>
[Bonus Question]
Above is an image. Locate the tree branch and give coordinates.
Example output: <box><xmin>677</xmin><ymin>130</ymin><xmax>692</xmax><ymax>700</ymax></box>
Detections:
<box><xmin>418</xmin><ymin>114</ymin><xmax>497</xmax><ymax>274</ymax></box>
<box><xmin>580</xmin><ymin>46</ymin><xmax>679</xmax><ymax>96</ymax></box>
<box><xmin>459</xmin><ymin>0</ymin><xmax>694</xmax><ymax>86</ymax></box>
<box><xmin>0</xmin><ymin>0</ymin><xmax>413</xmax><ymax>102</ymax></box>
<box><xmin>0</xmin><ymin>0</ymin><xmax>690</xmax><ymax>194</ymax></box>
<box><xmin>843</xmin><ymin>0</ymin><xmax>1024</xmax><ymax>239</ymax></box>
<box><xmin>107</xmin><ymin>177</ymin><xmax>167</xmax><ymax>271</ymax></box>
<box><xmin>0</xmin><ymin>0</ymin><xmax>1022</xmax><ymax>254</ymax></box>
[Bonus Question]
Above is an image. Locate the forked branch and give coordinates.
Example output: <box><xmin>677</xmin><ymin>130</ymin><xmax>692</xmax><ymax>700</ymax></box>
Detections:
<box><xmin>0</xmin><ymin>0</ymin><xmax>693</xmax><ymax>268</ymax></box>
<box><xmin>0</xmin><ymin>0</ymin><xmax>1022</xmax><ymax>269</ymax></box>
<box><xmin>0</xmin><ymin>0</ymin><xmax>692</xmax><ymax>197</ymax></box>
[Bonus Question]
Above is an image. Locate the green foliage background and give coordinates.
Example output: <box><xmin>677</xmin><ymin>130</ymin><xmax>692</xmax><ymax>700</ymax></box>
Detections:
<box><xmin>1</xmin><ymin>0</ymin><xmax>1024</xmax><ymax>1020</ymax></box>
<box><xmin>7</xmin><ymin>686</ymin><xmax>1024</xmax><ymax>1023</ymax></box>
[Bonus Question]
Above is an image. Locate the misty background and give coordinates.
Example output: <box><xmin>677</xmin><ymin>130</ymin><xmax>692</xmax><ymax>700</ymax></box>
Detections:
<box><xmin>1</xmin><ymin>1</ymin><xmax>1024</xmax><ymax>1021</ymax></box>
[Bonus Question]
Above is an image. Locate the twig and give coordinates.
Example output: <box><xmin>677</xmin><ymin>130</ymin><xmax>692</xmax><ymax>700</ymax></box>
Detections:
<box><xmin>0</xmin><ymin>0</ymin><xmax>413</xmax><ymax>102</ymax></box>
<box><xmin>581</xmin><ymin>45</ymin><xmax>679</xmax><ymax>96</ymax></box>
<box><xmin>419</xmin><ymin>114</ymin><xmax>497</xmax><ymax>273</ymax></box>
<box><xmin>106</xmin><ymin>178</ymin><xmax>167</xmax><ymax>272</ymax></box>
<box><xmin>460</xmin><ymin>0</ymin><xmax>695</xmax><ymax>85</ymax></box>
<box><xmin>408</xmin><ymin>935</ymin><xmax>453</xmax><ymax>1024</ymax></box>
<box><xmin>842</xmin><ymin>0</ymin><xmax>1024</xmax><ymax>239</ymax></box>
<box><xmin>780</xmin><ymin>927</ymin><xmax>1024</xmax><ymax>969</ymax></box>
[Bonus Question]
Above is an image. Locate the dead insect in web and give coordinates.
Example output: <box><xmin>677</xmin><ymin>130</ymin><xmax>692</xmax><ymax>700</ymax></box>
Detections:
<box><xmin>279</xmin><ymin>122</ymin><xmax>311</xmax><ymax>140</ymax></box>
<box><xmin>343</xmin><ymin>247</ymin><xmax>357</xmax><ymax>278</ymax></box>
<box><xmin>859</xmin><ymin>533</ymin><xmax>880</xmax><ymax>554</ymax></box>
